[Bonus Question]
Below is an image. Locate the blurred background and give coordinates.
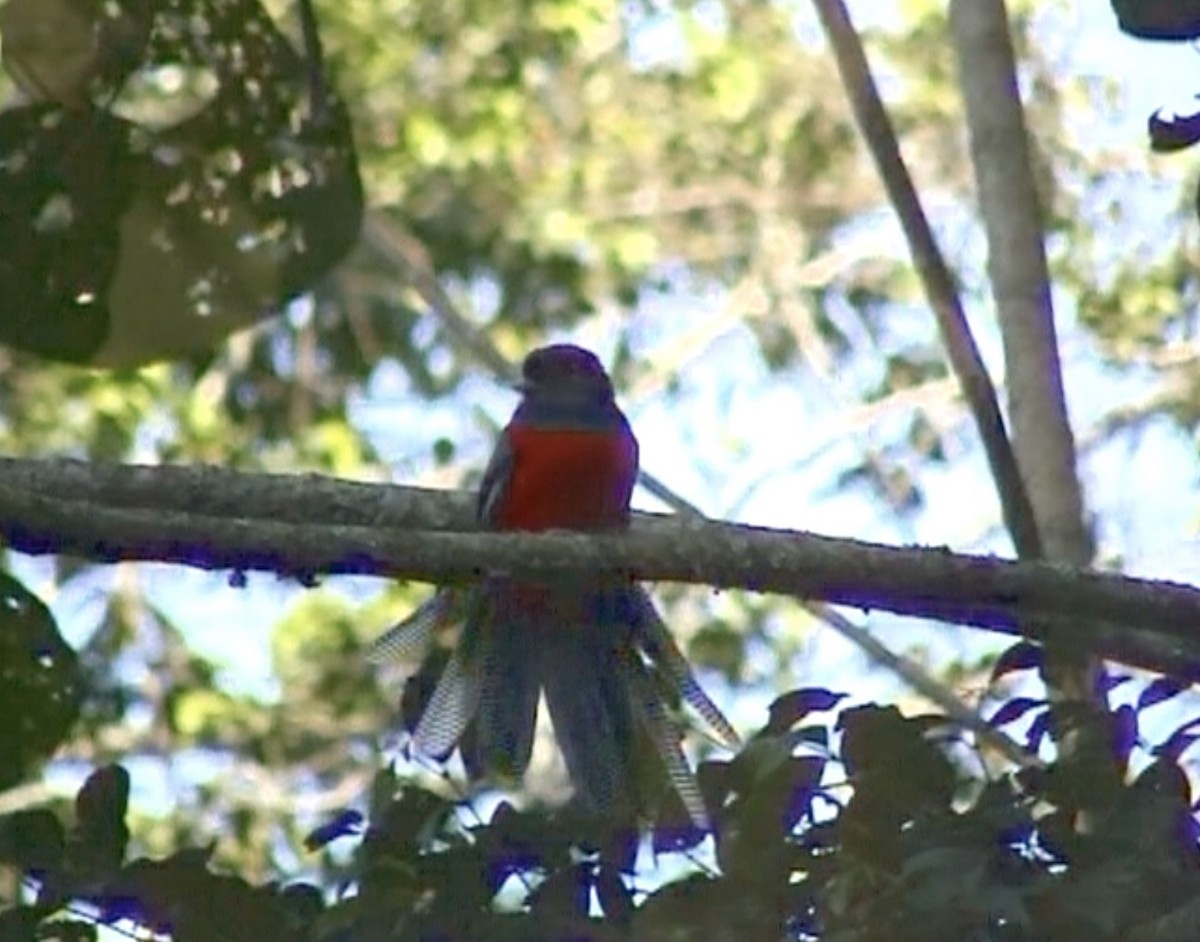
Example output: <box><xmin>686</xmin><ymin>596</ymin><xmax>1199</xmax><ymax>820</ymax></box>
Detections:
<box><xmin>1</xmin><ymin>0</ymin><xmax>1199</xmax><ymax>888</ymax></box>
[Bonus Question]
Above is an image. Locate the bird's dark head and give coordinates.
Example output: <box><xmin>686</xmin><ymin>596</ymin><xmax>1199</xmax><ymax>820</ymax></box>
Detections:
<box><xmin>517</xmin><ymin>344</ymin><xmax>614</xmax><ymax>403</ymax></box>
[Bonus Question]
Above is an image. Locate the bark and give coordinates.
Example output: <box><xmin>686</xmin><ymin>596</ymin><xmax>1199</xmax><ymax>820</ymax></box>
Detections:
<box><xmin>811</xmin><ymin>0</ymin><xmax>1040</xmax><ymax>557</ymax></box>
<box><xmin>949</xmin><ymin>0</ymin><xmax>1091</xmax><ymax>566</ymax></box>
<box><xmin>950</xmin><ymin>0</ymin><xmax>1108</xmax><ymax>820</ymax></box>
<box><xmin>0</xmin><ymin>457</ymin><xmax>1198</xmax><ymax>678</ymax></box>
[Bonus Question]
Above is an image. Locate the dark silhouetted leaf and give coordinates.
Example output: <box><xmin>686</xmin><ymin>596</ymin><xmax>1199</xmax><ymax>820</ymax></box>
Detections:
<box><xmin>1149</xmin><ymin>107</ymin><xmax>1200</xmax><ymax>152</ymax></box>
<box><xmin>1160</xmin><ymin>719</ymin><xmax>1200</xmax><ymax>763</ymax></box>
<box><xmin>1112</xmin><ymin>0</ymin><xmax>1200</xmax><ymax>40</ymax></box>
<box><xmin>279</xmin><ymin>882</ymin><xmax>325</xmax><ymax>926</ymax></box>
<box><xmin>764</xmin><ymin>688</ymin><xmax>846</xmax><ymax>734</ymax></box>
<box><xmin>990</xmin><ymin>641</ymin><xmax>1043</xmax><ymax>681</ymax></box>
<box><xmin>0</xmin><ymin>571</ymin><xmax>83</xmax><ymax>789</ymax></box>
<box><xmin>1095</xmin><ymin>668</ymin><xmax>1131</xmax><ymax>699</ymax></box>
<box><xmin>594</xmin><ymin>864</ymin><xmax>633</xmax><ymax>925</ymax></box>
<box><xmin>527</xmin><ymin>861</ymin><xmax>591</xmax><ymax>922</ymax></box>
<box><xmin>1137</xmin><ymin>677</ymin><xmax>1187</xmax><ymax>711</ymax></box>
<box><xmin>0</xmin><ymin>809</ymin><xmax>64</xmax><ymax>874</ymax></box>
<box><xmin>988</xmin><ymin>697</ymin><xmax>1047</xmax><ymax>729</ymax></box>
<box><xmin>1109</xmin><ymin>704</ymin><xmax>1139</xmax><ymax>768</ymax></box>
<box><xmin>838</xmin><ymin>705</ymin><xmax>956</xmax><ymax>812</ymax></box>
<box><xmin>304</xmin><ymin>809</ymin><xmax>364</xmax><ymax>851</ymax></box>
<box><xmin>360</xmin><ymin>787</ymin><xmax>453</xmax><ymax>873</ymax></box>
<box><xmin>0</xmin><ymin>906</ymin><xmax>43</xmax><ymax>942</ymax></box>
<box><xmin>42</xmin><ymin>764</ymin><xmax>132</xmax><ymax>901</ymax></box>
<box><xmin>476</xmin><ymin>803</ymin><xmax>572</xmax><ymax>893</ymax></box>
<box><xmin>1025</xmin><ymin>710</ymin><xmax>1053</xmax><ymax>752</ymax></box>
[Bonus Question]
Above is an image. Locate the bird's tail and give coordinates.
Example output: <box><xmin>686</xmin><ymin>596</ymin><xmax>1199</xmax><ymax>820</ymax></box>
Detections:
<box><xmin>368</xmin><ymin>582</ymin><xmax>738</xmax><ymax>829</ymax></box>
<box><xmin>537</xmin><ymin>585</ymin><xmax>737</xmax><ymax>829</ymax></box>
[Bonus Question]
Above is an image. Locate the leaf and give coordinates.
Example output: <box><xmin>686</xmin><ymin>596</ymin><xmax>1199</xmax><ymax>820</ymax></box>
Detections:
<box><xmin>60</xmin><ymin>764</ymin><xmax>131</xmax><ymax>890</ymax></box>
<box><xmin>990</xmin><ymin>641</ymin><xmax>1042</xmax><ymax>681</ymax></box>
<box><xmin>0</xmin><ymin>571</ymin><xmax>83</xmax><ymax>788</ymax></box>
<box><xmin>1163</xmin><ymin>731</ymin><xmax>1200</xmax><ymax>765</ymax></box>
<box><xmin>527</xmin><ymin>862</ymin><xmax>591</xmax><ymax>922</ymax></box>
<box><xmin>1096</xmin><ymin>670</ymin><xmax>1133</xmax><ymax>697</ymax></box>
<box><xmin>279</xmin><ymin>882</ymin><xmax>325</xmax><ymax>926</ymax></box>
<box><xmin>764</xmin><ymin>688</ymin><xmax>846</xmax><ymax>734</ymax></box>
<box><xmin>1111</xmin><ymin>0</ymin><xmax>1200</xmax><ymax>41</ymax></box>
<box><xmin>0</xmin><ymin>906</ymin><xmax>43</xmax><ymax>942</ymax></box>
<box><xmin>1158</xmin><ymin>718</ymin><xmax>1200</xmax><ymax>763</ymax></box>
<box><xmin>1149</xmin><ymin>108</ymin><xmax>1200</xmax><ymax>152</ymax></box>
<box><xmin>726</xmin><ymin>733</ymin><xmax>798</xmax><ymax>796</ymax></box>
<box><xmin>0</xmin><ymin>810</ymin><xmax>64</xmax><ymax>874</ymax></box>
<box><xmin>1109</xmin><ymin>704</ymin><xmax>1139</xmax><ymax>769</ymax></box>
<box><xmin>304</xmin><ymin>810</ymin><xmax>364</xmax><ymax>851</ymax></box>
<box><xmin>696</xmin><ymin>760</ymin><xmax>731</xmax><ymax>817</ymax></box>
<box><xmin>1025</xmin><ymin>710</ymin><xmax>1053</xmax><ymax>752</ymax></box>
<box><xmin>32</xmin><ymin>918</ymin><xmax>95</xmax><ymax>942</ymax></box>
<box><xmin>594</xmin><ymin>864</ymin><xmax>633</xmax><ymax>925</ymax></box>
<box><xmin>360</xmin><ymin>788</ymin><xmax>453</xmax><ymax>869</ymax></box>
<box><xmin>778</xmin><ymin>756</ymin><xmax>827</xmax><ymax>830</ymax></box>
<box><xmin>475</xmin><ymin>803</ymin><xmax>572</xmax><ymax>891</ymax></box>
<box><xmin>1136</xmin><ymin>677</ymin><xmax>1187</xmax><ymax>711</ymax></box>
<box><xmin>987</xmin><ymin>697</ymin><xmax>1047</xmax><ymax>729</ymax></box>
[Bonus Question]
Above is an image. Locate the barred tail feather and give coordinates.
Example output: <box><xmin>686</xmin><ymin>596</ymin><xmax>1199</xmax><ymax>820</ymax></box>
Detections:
<box><xmin>627</xmin><ymin>666</ymin><xmax>710</xmax><ymax>830</ymax></box>
<box><xmin>627</xmin><ymin>589</ymin><xmax>740</xmax><ymax>748</ymax></box>
<box><xmin>539</xmin><ymin>623</ymin><xmax>634</xmax><ymax>818</ymax></box>
<box><xmin>367</xmin><ymin>589</ymin><xmax>463</xmax><ymax>664</ymax></box>
<box><xmin>412</xmin><ymin>645</ymin><xmax>480</xmax><ymax>759</ymax></box>
<box><xmin>473</xmin><ymin>607</ymin><xmax>540</xmax><ymax>779</ymax></box>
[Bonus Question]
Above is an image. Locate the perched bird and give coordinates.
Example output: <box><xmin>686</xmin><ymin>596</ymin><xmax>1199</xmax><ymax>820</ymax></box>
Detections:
<box><xmin>369</xmin><ymin>344</ymin><xmax>738</xmax><ymax>826</ymax></box>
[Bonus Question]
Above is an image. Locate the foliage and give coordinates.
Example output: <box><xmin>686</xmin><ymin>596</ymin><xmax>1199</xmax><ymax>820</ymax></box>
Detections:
<box><xmin>6</xmin><ymin>669</ymin><xmax>1200</xmax><ymax>941</ymax></box>
<box><xmin>0</xmin><ymin>572</ymin><xmax>83</xmax><ymax>789</ymax></box>
<box><xmin>0</xmin><ymin>0</ymin><xmax>363</xmax><ymax>367</ymax></box>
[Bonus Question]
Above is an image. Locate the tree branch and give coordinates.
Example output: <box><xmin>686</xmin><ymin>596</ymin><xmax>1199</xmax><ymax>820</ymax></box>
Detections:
<box><xmin>949</xmin><ymin>0</ymin><xmax>1089</xmax><ymax>566</ymax></box>
<box><xmin>949</xmin><ymin>0</ymin><xmax>1101</xmax><ymax>728</ymax></box>
<box><xmin>811</xmin><ymin>0</ymin><xmax>1042</xmax><ymax>558</ymax></box>
<box><xmin>1</xmin><ymin>458</ymin><xmax>1199</xmax><ymax>678</ymax></box>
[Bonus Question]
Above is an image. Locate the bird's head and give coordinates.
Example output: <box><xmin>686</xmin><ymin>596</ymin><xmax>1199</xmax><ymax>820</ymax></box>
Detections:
<box><xmin>516</xmin><ymin>344</ymin><xmax>615</xmax><ymax>404</ymax></box>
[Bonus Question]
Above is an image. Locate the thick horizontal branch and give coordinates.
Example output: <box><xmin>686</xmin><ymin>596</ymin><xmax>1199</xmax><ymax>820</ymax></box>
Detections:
<box><xmin>0</xmin><ymin>458</ymin><xmax>1198</xmax><ymax>677</ymax></box>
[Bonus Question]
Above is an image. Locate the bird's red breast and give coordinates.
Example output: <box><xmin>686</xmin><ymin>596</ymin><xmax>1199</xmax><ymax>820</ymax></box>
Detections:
<box><xmin>489</xmin><ymin>423</ymin><xmax>638</xmax><ymax>532</ymax></box>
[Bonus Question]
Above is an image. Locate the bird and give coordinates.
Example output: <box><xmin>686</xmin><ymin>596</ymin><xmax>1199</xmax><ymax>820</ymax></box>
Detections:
<box><xmin>368</xmin><ymin>344</ymin><xmax>738</xmax><ymax>826</ymax></box>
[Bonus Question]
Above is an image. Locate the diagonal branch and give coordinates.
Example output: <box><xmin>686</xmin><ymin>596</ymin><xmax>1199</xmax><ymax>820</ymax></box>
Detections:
<box><xmin>949</xmin><ymin>0</ymin><xmax>1088</xmax><ymax>568</ymax></box>
<box><xmin>1</xmin><ymin>458</ymin><xmax>1199</xmax><ymax>678</ymax></box>
<box><xmin>948</xmin><ymin>5</ymin><xmax>1104</xmax><ymax>772</ymax></box>
<box><xmin>812</xmin><ymin>0</ymin><xmax>1041</xmax><ymax>559</ymax></box>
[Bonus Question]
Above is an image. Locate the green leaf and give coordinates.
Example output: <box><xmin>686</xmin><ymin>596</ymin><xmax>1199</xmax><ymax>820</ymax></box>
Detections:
<box><xmin>0</xmin><ymin>571</ymin><xmax>82</xmax><ymax>787</ymax></box>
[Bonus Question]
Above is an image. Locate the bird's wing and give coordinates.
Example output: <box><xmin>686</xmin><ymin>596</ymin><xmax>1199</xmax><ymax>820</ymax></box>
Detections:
<box><xmin>476</xmin><ymin>429</ymin><xmax>515</xmax><ymax>526</ymax></box>
<box><xmin>627</xmin><ymin>589</ymin><xmax>741</xmax><ymax>748</ymax></box>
